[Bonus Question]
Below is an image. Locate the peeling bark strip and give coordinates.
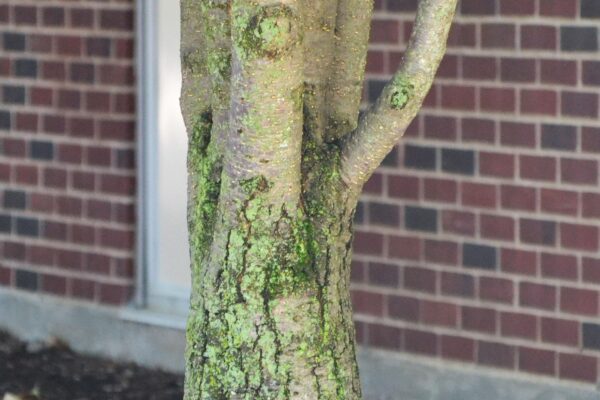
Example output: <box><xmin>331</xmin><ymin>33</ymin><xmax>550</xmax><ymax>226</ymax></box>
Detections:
<box><xmin>181</xmin><ymin>0</ymin><xmax>457</xmax><ymax>398</ymax></box>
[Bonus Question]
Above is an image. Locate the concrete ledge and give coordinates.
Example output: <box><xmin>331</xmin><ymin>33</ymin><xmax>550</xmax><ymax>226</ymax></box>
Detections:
<box><xmin>0</xmin><ymin>288</ymin><xmax>186</xmax><ymax>371</ymax></box>
<box><xmin>1</xmin><ymin>288</ymin><xmax>599</xmax><ymax>399</ymax></box>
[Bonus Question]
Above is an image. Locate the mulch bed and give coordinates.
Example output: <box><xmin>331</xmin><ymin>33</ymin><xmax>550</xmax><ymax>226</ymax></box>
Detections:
<box><xmin>0</xmin><ymin>330</ymin><xmax>184</xmax><ymax>400</ymax></box>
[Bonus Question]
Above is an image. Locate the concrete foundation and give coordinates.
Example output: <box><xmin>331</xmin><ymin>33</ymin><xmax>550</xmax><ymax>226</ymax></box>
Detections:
<box><xmin>1</xmin><ymin>288</ymin><xmax>598</xmax><ymax>399</ymax></box>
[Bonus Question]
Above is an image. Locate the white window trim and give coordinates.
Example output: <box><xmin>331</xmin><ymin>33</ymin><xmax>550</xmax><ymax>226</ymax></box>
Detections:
<box><xmin>135</xmin><ymin>0</ymin><xmax>190</xmax><ymax>317</ymax></box>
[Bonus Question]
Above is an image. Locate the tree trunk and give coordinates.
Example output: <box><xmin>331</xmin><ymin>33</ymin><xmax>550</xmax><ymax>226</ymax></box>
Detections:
<box><xmin>180</xmin><ymin>0</ymin><xmax>457</xmax><ymax>398</ymax></box>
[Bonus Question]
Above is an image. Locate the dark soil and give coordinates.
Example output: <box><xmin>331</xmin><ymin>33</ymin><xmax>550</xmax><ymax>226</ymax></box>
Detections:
<box><xmin>0</xmin><ymin>330</ymin><xmax>184</xmax><ymax>400</ymax></box>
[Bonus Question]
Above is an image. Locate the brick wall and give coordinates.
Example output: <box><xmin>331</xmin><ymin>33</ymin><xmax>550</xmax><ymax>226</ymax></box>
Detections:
<box><xmin>353</xmin><ymin>0</ymin><xmax>600</xmax><ymax>385</ymax></box>
<box><xmin>0</xmin><ymin>0</ymin><xmax>136</xmax><ymax>305</ymax></box>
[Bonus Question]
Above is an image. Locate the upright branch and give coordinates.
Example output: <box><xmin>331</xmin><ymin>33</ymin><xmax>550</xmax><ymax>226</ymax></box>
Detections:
<box><xmin>324</xmin><ymin>0</ymin><xmax>373</xmax><ymax>141</ymax></box>
<box><xmin>339</xmin><ymin>0</ymin><xmax>458</xmax><ymax>190</ymax></box>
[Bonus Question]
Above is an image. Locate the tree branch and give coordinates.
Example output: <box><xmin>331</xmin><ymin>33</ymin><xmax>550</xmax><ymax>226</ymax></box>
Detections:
<box><xmin>339</xmin><ymin>0</ymin><xmax>458</xmax><ymax>189</ymax></box>
<box><xmin>323</xmin><ymin>0</ymin><xmax>374</xmax><ymax>142</ymax></box>
<box><xmin>226</xmin><ymin>0</ymin><xmax>304</xmax><ymax>206</ymax></box>
<box><xmin>301</xmin><ymin>0</ymin><xmax>339</xmax><ymax>144</ymax></box>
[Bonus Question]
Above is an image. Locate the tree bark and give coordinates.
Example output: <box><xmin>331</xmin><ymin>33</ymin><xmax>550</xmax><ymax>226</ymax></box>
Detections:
<box><xmin>181</xmin><ymin>0</ymin><xmax>458</xmax><ymax>398</ymax></box>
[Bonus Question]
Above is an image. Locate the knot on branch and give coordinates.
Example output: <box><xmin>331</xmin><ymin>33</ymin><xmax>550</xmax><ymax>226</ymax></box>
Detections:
<box><xmin>234</xmin><ymin>5</ymin><xmax>300</xmax><ymax>60</ymax></box>
<box><xmin>389</xmin><ymin>77</ymin><xmax>414</xmax><ymax>110</ymax></box>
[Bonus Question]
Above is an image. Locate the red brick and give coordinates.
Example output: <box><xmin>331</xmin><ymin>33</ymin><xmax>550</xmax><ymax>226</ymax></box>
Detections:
<box><xmin>4</xmin><ymin>242</ymin><xmax>26</xmax><ymax>261</ymax></box>
<box><xmin>441</xmin><ymin>335</ymin><xmax>475</xmax><ymax>362</ymax></box>
<box><xmin>368</xmin><ymin>262</ymin><xmax>399</xmax><ymax>287</ymax></box>
<box><xmin>442</xmin><ymin>210</ymin><xmax>475</xmax><ymax>236</ymax></box>
<box><xmin>16</xmin><ymin>113</ymin><xmax>38</xmax><ymax>132</ymax></box>
<box><xmin>98</xmin><ymin>283</ymin><xmax>131</xmax><ymax>305</ymax></box>
<box><xmin>540</xmin><ymin>253</ymin><xmax>578</xmax><ymax>280</ymax></box>
<box><xmin>15</xmin><ymin>165</ymin><xmax>38</xmax><ymax>186</ymax></box>
<box><xmin>424</xmin><ymin>240</ymin><xmax>458</xmax><ymax>265</ymax></box>
<box><xmin>461</xmin><ymin>118</ymin><xmax>495</xmax><ymax>143</ymax></box>
<box><xmin>99</xmin><ymin>228</ymin><xmax>134</xmax><ymax>250</ymax></box>
<box><xmin>437</xmin><ymin>55</ymin><xmax>458</xmax><ymax>78</ymax></box>
<box><xmin>520</xmin><ymin>89</ymin><xmax>557</xmax><ymax>116</ymax></box>
<box><xmin>351</xmin><ymin>290</ymin><xmax>384</xmax><ymax>317</ymax></box>
<box><xmin>501</xmin><ymin>58</ymin><xmax>536</xmax><ymax>83</ymax></box>
<box><xmin>41</xmin><ymin>275</ymin><xmax>67</xmax><ymax>296</ymax></box>
<box><xmin>404</xmin><ymin>329</ymin><xmax>437</xmax><ymax>356</ymax></box>
<box><xmin>56</xmin><ymin>36</ymin><xmax>82</xmax><ymax>56</ymax></box>
<box><xmin>582</xmin><ymin>127</ymin><xmax>600</xmax><ymax>153</ymax></box>
<box><xmin>500</xmin><ymin>122</ymin><xmax>536</xmax><ymax>148</ymax></box>
<box><xmin>479</xmin><ymin>152</ymin><xmax>514</xmax><ymax>178</ymax></box>
<box><xmin>541</xmin><ymin>60</ymin><xmax>577</xmax><ymax>85</ymax></box>
<box><xmin>71</xmin><ymin>224</ymin><xmax>96</xmax><ymax>246</ymax></box>
<box><xmin>582</xmin><ymin>258</ymin><xmax>600</xmax><ymax>283</ymax></box>
<box><xmin>421</xmin><ymin>300</ymin><xmax>457</xmax><ymax>328</ymax></box>
<box><xmin>520</xmin><ymin>155</ymin><xmax>556</xmax><ymax>182</ymax></box>
<box><xmin>500</xmin><ymin>0</ymin><xmax>535</xmax><ymax>15</ymax></box>
<box><xmin>560</xmin><ymin>158</ymin><xmax>598</xmax><ymax>185</ymax></box>
<box><xmin>562</xmin><ymin>92</ymin><xmax>599</xmax><ymax>119</ymax></box>
<box><xmin>68</xmin><ymin>117</ymin><xmax>95</xmax><ymax>138</ymax></box>
<box><xmin>370</xmin><ymin>19</ymin><xmax>399</xmax><ymax>43</ymax></box>
<box><xmin>31</xmin><ymin>87</ymin><xmax>53</xmax><ymax>106</ymax></box>
<box><xmin>501</xmin><ymin>185</ymin><xmax>536</xmax><ymax>211</ymax></box>
<box><xmin>86</xmin><ymin>254</ymin><xmax>111</xmax><ymax>275</ymax></box>
<box><xmin>461</xmin><ymin>306</ymin><xmax>496</xmax><ymax>333</ymax></box>
<box><xmin>447</xmin><ymin>23</ymin><xmax>476</xmax><ymax>47</ymax></box>
<box><xmin>14</xmin><ymin>6</ymin><xmax>37</xmax><ymax>25</ymax></box>
<box><xmin>30</xmin><ymin>35</ymin><xmax>52</xmax><ymax>53</ymax></box>
<box><xmin>441</xmin><ymin>272</ymin><xmax>474</xmax><ymax>298</ymax></box>
<box><xmin>44</xmin><ymin>168</ymin><xmax>67</xmax><ymax>189</ymax></box>
<box><xmin>99</xmin><ymin>174</ymin><xmax>135</xmax><ymax>195</ymax></box>
<box><xmin>479</xmin><ymin>277</ymin><xmax>513</xmax><ymax>304</ymax></box>
<box><xmin>461</xmin><ymin>182</ymin><xmax>496</xmax><ymax>208</ymax></box>
<box><xmin>29</xmin><ymin>246</ymin><xmax>55</xmax><ymax>266</ymax></box>
<box><xmin>70</xmin><ymin>279</ymin><xmax>96</xmax><ymax>300</ymax></box>
<box><xmin>423</xmin><ymin>178</ymin><xmax>456</xmax><ymax>203</ymax></box>
<box><xmin>540</xmin><ymin>0</ymin><xmax>576</xmax><ymax>17</ymax></box>
<box><xmin>519</xmin><ymin>347</ymin><xmax>556</xmax><ymax>376</ymax></box>
<box><xmin>388</xmin><ymin>235</ymin><xmax>421</xmax><ymax>260</ymax></box>
<box><xmin>388</xmin><ymin>174</ymin><xmax>419</xmax><ymax>200</ymax></box>
<box><xmin>366</xmin><ymin>50</ymin><xmax>384</xmax><ymax>73</ymax></box>
<box><xmin>480</xmin><ymin>88</ymin><xmax>516</xmax><ymax>113</ymax></box>
<box><xmin>521</xmin><ymin>25</ymin><xmax>557</xmax><ymax>50</ymax></box>
<box><xmin>501</xmin><ymin>312</ymin><xmax>537</xmax><ymax>340</ymax></box>
<box><xmin>43</xmin><ymin>222</ymin><xmax>67</xmax><ymax>241</ymax></box>
<box><xmin>441</xmin><ymin>85</ymin><xmax>475</xmax><ymax>110</ymax></box>
<box><xmin>540</xmin><ymin>189</ymin><xmax>578</xmax><ymax>216</ymax></box>
<box><xmin>478</xmin><ymin>341</ymin><xmax>515</xmax><ymax>369</ymax></box>
<box><xmin>388</xmin><ymin>295</ymin><xmax>419</xmax><ymax>322</ymax></box>
<box><xmin>367</xmin><ymin>324</ymin><xmax>402</xmax><ymax>350</ymax></box>
<box><xmin>480</xmin><ymin>215</ymin><xmax>514</xmax><ymax>241</ymax></box>
<box><xmin>482</xmin><ymin>24</ymin><xmax>515</xmax><ymax>49</ymax></box>
<box><xmin>560</xmin><ymin>223</ymin><xmax>599</xmax><ymax>252</ymax></box>
<box><xmin>86</xmin><ymin>91</ymin><xmax>111</xmax><ymax>112</ymax></box>
<box><xmin>57</xmin><ymin>250</ymin><xmax>83</xmax><ymax>270</ymax></box>
<box><xmin>560</xmin><ymin>287</ymin><xmax>599</xmax><ymax>316</ymax></box>
<box><xmin>87</xmin><ymin>199</ymin><xmax>112</xmax><ymax>221</ymax></box>
<box><xmin>58</xmin><ymin>90</ymin><xmax>81</xmax><ymax>110</ymax></box>
<box><xmin>350</xmin><ymin>260</ymin><xmax>365</xmax><ymax>283</ymax></box>
<box><xmin>519</xmin><ymin>282</ymin><xmax>556</xmax><ymax>311</ymax></box>
<box><xmin>424</xmin><ymin>115</ymin><xmax>457</xmax><ymax>140</ymax></box>
<box><xmin>559</xmin><ymin>354</ymin><xmax>598</xmax><ymax>383</ymax></box>
<box><xmin>57</xmin><ymin>196</ymin><xmax>82</xmax><ymax>217</ymax></box>
<box><xmin>0</xmin><ymin>266</ymin><xmax>11</xmax><ymax>286</ymax></box>
<box><xmin>99</xmin><ymin>120</ymin><xmax>135</xmax><ymax>141</ymax></box>
<box><xmin>541</xmin><ymin>318</ymin><xmax>579</xmax><ymax>346</ymax></box>
<box><xmin>404</xmin><ymin>266</ymin><xmax>436</xmax><ymax>294</ymax></box>
<box><xmin>100</xmin><ymin>9</ymin><xmax>134</xmax><ymax>31</ymax></box>
<box><xmin>30</xmin><ymin>193</ymin><xmax>53</xmax><ymax>213</ymax></box>
<box><xmin>70</xmin><ymin>8</ymin><xmax>94</xmax><ymax>28</ymax></box>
